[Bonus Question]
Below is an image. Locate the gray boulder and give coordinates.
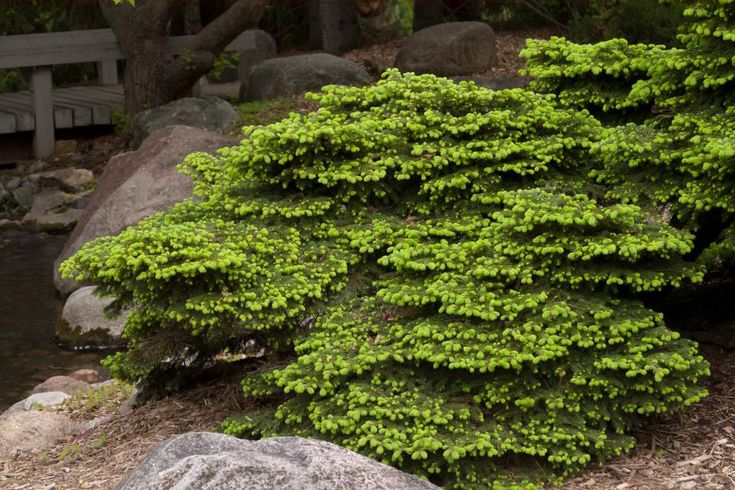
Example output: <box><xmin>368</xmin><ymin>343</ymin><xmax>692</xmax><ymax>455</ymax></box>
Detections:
<box><xmin>395</xmin><ymin>21</ymin><xmax>497</xmax><ymax>76</ymax></box>
<box><xmin>32</xmin><ymin>375</ymin><xmax>91</xmax><ymax>395</ymax></box>
<box><xmin>0</xmin><ymin>411</ymin><xmax>81</xmax><ymax>456</ymax></box>
<box><xmin>28</xmin><ymin>168</ymin><xmax>94</xmax><ymax>193</ymax></box>
<box><xmin>209</xmin><ymin>29</ymin><xmax>276</xmax><ymax>85</ymax></box>
<box><xmin>116</xmin><ymin>432</ymin><xmax>439</xmax><ymax>490</ymax></box>
<box><xmin>11</xmin><ymin>178</ymin><xmax>34</xmax><ymax>208</ymax></box>
<box><xmin>21</xmin><ymin>189</ymin><xmax>86</xmax><ymax>231</ymax></box>
<box><xmin>54</xmin><ymin>125</ymin><xmax>235</xmax><ymax>295</ymax></box>
<box><xmin>131</xmin><ymin>96</ymin><xmax>238</xmax><ymax>148</ymax></box>
<box><xmin>245</xmin><ymin>53</ymin><xmax>371</xmax><ymax>101</ymax></box>
<box><xmin>58</xmin><ymin>286</ymin><xmax>128</xmax><ymax>348</ymax></box>
<box><xmin>1</xmin><ymin>391</ymin><xmax>71</xmax><ymax>419</ymax></box>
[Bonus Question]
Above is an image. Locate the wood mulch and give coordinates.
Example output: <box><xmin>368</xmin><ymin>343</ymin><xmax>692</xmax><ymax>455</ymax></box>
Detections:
<box><xmin>0</xmin><ymin>379</ymin><xmax>247</xmax><ymax>490</ymax></box>
<box><xmin>561</xmin><ymin>345</ymin><xmax>735</xmax><ymax>490</ymax></box>
<box><xmin>2</xmin><ymin>347</ymin><xmax>733</xmax><ymax>490</ymax></box>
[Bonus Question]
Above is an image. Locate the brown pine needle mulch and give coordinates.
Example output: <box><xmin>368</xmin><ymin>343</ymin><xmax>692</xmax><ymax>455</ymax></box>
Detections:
<box><xmin>1</xmin><ymin>347</ymin><xmax>734</xmax><ymax>490</ymax></box>
<box><xmin>561</xmin><ymin>346</ymin><xmax>735</xmax><ymax>490</ymax></box>
<box><xmin>0</xmin><ymin>379</ymin><xmax>247</xmax><ymax>490</ymax></box>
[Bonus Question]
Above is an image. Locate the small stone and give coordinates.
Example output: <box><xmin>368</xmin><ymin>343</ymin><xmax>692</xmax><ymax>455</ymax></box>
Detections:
<box><xmin>32</xmin><ymin>375</ymin><xmax>91</xmax><ymax>396</ymax></box>
<box><xmin>0</xmin><ymin>218</ymin><xmax>20</xmax><ymax>230</ymax></box>
<box><xmin>24</xmin><ymin>189</ymin><xmax>76</xmax><ymax>218</ymax></box>
<box><xmin>54</xmin><ymin>140</ymin><xmax>77</xmax><ymax>155</ymax></box>
<box><xmin>22</xmin><ymin>161</ymin><xmax>48</xmax><ymax>174</ymax></box>
<box><xmin>31</xmin><ymin>168</ymin><xmax>95</xmax><ymax>193</ymax></box>
<box><xmin>69</xmin><ymin>369</ymin><xmax>101</xmax><ymax>384</ymax></box>
<box><xmin>11</xmin><ymin>179</ymin><xmax>34</xmax><ymax>207</ymax></box>
<box><xmin>34</xmin><ymin>207</ymin><xmax>84</xmax><ymax>232</ymax></box>
<box><xmin>6</xmin><ymin>177</ymin><xmax>22</xmax><ymax>190</ymax></box>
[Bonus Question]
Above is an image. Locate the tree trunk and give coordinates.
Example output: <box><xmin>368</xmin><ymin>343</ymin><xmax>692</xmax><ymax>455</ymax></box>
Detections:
<box><xmin>100</xmin><ymin>0</ymin><xmax>267</xmax><ymax>115</ymax></box>
<box><xmin>124</xmin><ymin>45</ymin><xmax>172</xmax><ymax>114</ymax></box>
<box><xmin>309</xmin><ymin>0</ymin><xmax>360</xmax><ymax>55</ymax></box>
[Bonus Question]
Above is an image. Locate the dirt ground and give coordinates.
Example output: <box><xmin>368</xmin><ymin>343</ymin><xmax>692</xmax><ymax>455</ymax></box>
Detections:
<box><xmin>2</xmin><ymin>347</ymin><xmax>733</xmax><ymax>490</ymax></box>
<box><xmin>0</xmin><ymin>379</ymin><xmax>247</xmax><ymax>489</ymax></box>
<box><xmin>561</xmin><ymin>346</ymin><xmax>735</xmax><ymax>490</ymax></box>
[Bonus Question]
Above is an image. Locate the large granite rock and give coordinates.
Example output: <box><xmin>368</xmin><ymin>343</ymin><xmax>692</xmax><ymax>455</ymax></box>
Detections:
<box><xmin>395</xmin><ymin>21</ymin><xmax>497</xmax><ymax>76</ymax></box>
<box><xmin>58</xmin><ymin>286</ymin><xmax>128</xmax><ymax>348</ymax></box>
<box><xmin>245</xmin><ymin>53</ymin><xmax>371</xmax><ymax>101</ymax></box>
<box><xmin>54</xmin><ymin>125</ymin><xmax>235</xmax><ymax>295</ymax></box>
<box><xmin>131</xmin><ymin>96</ymin><xmax>238</xmax><ymax>148</ymax></box>
<box><xmin>116</xmin><ymin>432</ymin><xmax>439</xmax><ymax>490</ymax></box>
<box><xmin>0</xmin><ymin>411</ymin><xmax>81</xmax><ymax>456</ymax></box>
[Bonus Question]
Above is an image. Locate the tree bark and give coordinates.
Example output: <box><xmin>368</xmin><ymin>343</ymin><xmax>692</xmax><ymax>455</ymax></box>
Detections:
<box><xmin>100</xmin><ymin>0</ymin><xmax>267</xmax><ymax>115</ymax></box>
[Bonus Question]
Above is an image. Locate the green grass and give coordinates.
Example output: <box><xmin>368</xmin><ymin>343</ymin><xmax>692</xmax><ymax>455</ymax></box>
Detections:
<box><xmin>236</xmin><ymin>98</ymin><xmax>297</xmax><ymax>128</ymax></box>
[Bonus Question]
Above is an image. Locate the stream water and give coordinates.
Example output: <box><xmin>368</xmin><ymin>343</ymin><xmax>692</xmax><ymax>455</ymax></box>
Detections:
<box><xmin>0</xmin><ymin>230</ymin><xmax>102</xmax><ymax>411</ymax></box>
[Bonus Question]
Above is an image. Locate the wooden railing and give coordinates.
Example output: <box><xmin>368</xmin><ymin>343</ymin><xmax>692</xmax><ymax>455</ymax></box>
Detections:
<box><xmin>0</xmin><ymin>29</ymin><xmax>270</xmax><ymax>158</ymax></box>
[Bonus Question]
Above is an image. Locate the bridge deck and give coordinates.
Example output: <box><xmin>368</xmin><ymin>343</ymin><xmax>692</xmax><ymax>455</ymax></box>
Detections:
<box><xmin>0</xmin><ymin>85</ymin><xmax>124</xmax><ymax>134</ymax></box>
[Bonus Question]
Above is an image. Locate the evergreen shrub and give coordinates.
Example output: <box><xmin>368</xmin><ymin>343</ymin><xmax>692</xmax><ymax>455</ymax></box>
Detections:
<box><xmin>521</xmin><ymin>0</ymin><xmax>735</xmax><ymax>276</ymax></box>
<box><xmin>62</xmin><ymin>71</ymin><xmax>709</xmax><ymax>488</ymax></box>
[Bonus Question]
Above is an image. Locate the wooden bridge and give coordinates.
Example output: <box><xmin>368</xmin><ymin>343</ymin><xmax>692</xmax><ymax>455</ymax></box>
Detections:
<box><xmin>0</xmin><ymin>85</ymin><xmax>125</xmax><ymax>135</ymax></box>
<box><xmin>0</xmin><ymin>28</ymin><xmax>269</xmax><ymax>158</ymax></box>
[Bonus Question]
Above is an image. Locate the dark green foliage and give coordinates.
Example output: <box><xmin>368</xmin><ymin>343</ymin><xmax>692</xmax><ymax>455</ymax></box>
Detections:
<box><xmin>63</xmin><ymin>71</ymin><xmax>710</xmax><ymax>488</ymax></box>
<box><xmin>566</xmin><ymin>0</ymin><xmax>684</xmax><ymax>45</ymax></box>
<box><xmin>522</xmin><ymin>0</ymin><xmax>735</xmax><ymax>276</ymax></box>
<box><xmin>521</xmin><ymin>37</ymin><xmax>664</xmax><ymax>117</ymax></box>
<box><xmin>0</xmin><ymin>0</ymin><xmax>107</xmax><ymax>92</ymax></box>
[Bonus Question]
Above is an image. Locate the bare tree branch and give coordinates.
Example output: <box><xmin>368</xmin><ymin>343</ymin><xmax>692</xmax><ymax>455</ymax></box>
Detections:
<box><xmin>191</xmin><ymin>0</ymin><xmax>268</xmax><ymax>53</ymax></box>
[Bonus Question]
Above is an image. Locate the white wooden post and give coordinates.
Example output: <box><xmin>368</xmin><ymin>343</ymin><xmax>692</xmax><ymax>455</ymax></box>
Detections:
<box><xmin>97</xmin><ymin>59</ymin><xmax>118</xmax><ymax>85</ymax></box>
<box><xmin>31</xmin><ymin>66</ymin><xmax>54</xmax><ymax>159</ymax></box>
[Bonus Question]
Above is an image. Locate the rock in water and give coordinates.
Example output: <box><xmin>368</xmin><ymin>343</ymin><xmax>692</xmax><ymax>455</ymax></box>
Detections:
<box><xmin>131</xmin><ymin>97</ymin><xmax>238</xmax><ymax>148</ymax></box>
<box><xmin>53</xmin><ymin>125</ymin><xmax>236</xmax><ymax>295</ymax></box>
<box><xmin>395</xmin><ymin>21</ymin><xmax>497</xmax><ymax>76</ymax></box>
<box><xmin>58</xmin><ymin>286</ymin><xmax>128</xmax><ymax>348</ymax></box>
<box><xmin>116</xmin><ymin>432</ymin><xmax>439</xmax><ymax>490</ymax></box>
<box><xmin>245</xmin><ymin>54</ymin><xmax>371</xmax><ymax>101</ymax></box>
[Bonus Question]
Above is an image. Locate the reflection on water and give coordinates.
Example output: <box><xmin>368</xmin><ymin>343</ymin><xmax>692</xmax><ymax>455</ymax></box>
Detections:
<box><xmin>0</xmin><ymin>230</ymin><xmax>102</xmax><ymax>411</ymax></box>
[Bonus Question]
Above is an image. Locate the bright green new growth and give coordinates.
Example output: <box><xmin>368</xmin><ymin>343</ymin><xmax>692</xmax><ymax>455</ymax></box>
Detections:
<box><xmin>59</xmin><ymin>70</ymin><xmax>708</xmax><ymax>488</ymax></box>
<box><xmin>522</xmin><ymin>0</ymin><xmax>735</xmax><ymax>275</ymax></box>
